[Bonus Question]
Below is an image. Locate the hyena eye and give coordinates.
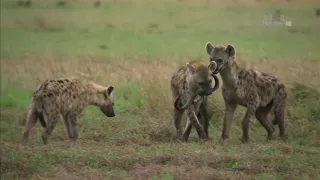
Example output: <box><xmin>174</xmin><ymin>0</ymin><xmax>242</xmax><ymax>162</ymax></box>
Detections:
<box><xmin>112</xmin><ymin>102</ymin><xmax>114</xmax><ymax>106</ymax></box>
<box><xmin>217</xmin><ymin>58</ymin><xmax>223</xmax><ymax>63</ymax></box>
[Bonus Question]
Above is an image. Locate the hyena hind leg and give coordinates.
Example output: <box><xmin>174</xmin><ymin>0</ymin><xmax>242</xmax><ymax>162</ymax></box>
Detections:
<box><xmin>21</xmin><ymin>108</ymin><xmax>39</xmax><ymax>145</ymax></box>
<box><xmin>273</xmin><ymin>92</ymin><xmax>287</xmax><ymax>139</ymax></box>
<box><xmin>273</xmin><ymin>102</ymin><xmax>286</xmax><ymax>139</ymax></box>
<box><xmin>255</xmin><ymin>105</ymin><xmax>275</xmax><ymax>141</ymax></box>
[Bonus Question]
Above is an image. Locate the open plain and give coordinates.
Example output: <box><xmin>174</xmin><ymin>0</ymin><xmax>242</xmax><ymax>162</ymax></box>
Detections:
<box><xmin>1</xmin><ymin>0</ymin><xmax>320</xmax><ymax>179</ymax></box>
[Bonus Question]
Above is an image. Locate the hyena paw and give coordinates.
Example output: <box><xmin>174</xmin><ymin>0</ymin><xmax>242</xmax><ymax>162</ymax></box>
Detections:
<box><xmin>240</xmin><ymin>137</ymin><xmax>249</xmax><ymax>144</ymax></box>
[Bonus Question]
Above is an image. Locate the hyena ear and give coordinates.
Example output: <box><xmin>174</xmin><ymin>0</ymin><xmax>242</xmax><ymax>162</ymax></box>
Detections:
<box><xmin>205</xmin><ymin>42</ymin><xmax>214</xmax><ymax>55</ymax></box>
<box><xmin>225</xmin><ymin>44</ymin><xmax>236</xmax><ymax>57</ymax></box>
<box><xmin>186</xmin><ymin>63</ymin><xmax>196</xmax><ymax>74</ymax></box>
<box><xmin>106</xmin><ymin>86</ymin><xmax>114</xmax><ymax>96</ymax></box>
<box><xmin>208</xmin><ymin>61</ymin><xmax>217</xmax><ymax>72</ymax></box>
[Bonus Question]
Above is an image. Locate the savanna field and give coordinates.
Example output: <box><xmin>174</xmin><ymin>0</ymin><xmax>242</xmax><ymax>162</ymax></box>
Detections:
<box><xmin>1</xmin><ymin>0</ymin><xmax>320</xmax><ymax>179</ymax></box>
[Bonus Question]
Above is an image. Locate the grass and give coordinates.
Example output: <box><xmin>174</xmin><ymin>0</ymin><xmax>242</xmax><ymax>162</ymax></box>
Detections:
<box><xmin>1</xmin><ymin>0</ymin><xmax>320</xmax><ymax>59</ymax></box>
<box><xmin>1</xmin><ymin>0</ymin><xmax>320</xmax><ymax>179</ymax></box>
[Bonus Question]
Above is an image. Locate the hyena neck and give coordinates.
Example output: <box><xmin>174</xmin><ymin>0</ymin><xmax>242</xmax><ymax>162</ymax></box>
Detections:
<box><xmin>85</xmin><ymin>84</ymin><xmax>106</xmax><ymax>107</ymax></box>
<box><xmin>87</xmin><ymin>93</ymin><xmax>104</xmax><ymax>107</ymax></box>
<box><xmin>219</xmin><ymin>58</ymin><xmax>242</xmax><ymax>89</ymax></box>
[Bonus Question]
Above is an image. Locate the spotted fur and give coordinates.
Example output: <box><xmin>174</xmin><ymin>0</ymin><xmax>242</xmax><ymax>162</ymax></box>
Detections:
<box><xmin>21</xmin><ymin>77</ymin><xmax>115</xmax><ymax>145</ymax></box>
<box><xmin>205</xmin><ymin>43</ymin><xmax>287</xmax><ymax>143</ymax></box>
<box><xmin>170</xmin><ymin>61</ymin><xmax>220</xmax><ymax>142</ymax></box>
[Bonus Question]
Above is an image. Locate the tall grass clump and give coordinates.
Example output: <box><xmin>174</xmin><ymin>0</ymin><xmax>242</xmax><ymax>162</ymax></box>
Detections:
<box><xmin>287</xmin><ymin>83</ymin><xmax>320</xmax><ymax>147</ymax></box>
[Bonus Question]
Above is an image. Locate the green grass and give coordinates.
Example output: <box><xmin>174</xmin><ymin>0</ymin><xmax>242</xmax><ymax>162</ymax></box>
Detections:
<box><xmin>1</xmin><ymin>0</ymin><xmax>320</xmax><ymax>179</ymax></box>
<box><xmin>1</xmin><ymin>1</ymin><xmax>320</xmax><ymax>60</ymax></box>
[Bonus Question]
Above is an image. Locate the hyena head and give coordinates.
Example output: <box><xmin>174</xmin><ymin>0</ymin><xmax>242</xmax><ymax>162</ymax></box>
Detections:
<box><xmin>174</xmin><ymin>61</ymin><xmax>219</xmax><ymax>111</ymax></box>
<box><xmin>187</xmin><ymin>61</ymin><xmax>219</xmax><ymax>96</ymax></box>
<box><xmin>99</xmin><ymin>86</ymin><xmax>115</xmax><ymax>117</ymax></box>
<box><xmin>205</xmin><ymin>42</ymin><xmax>236</xmax><ymax>74</ymax></box>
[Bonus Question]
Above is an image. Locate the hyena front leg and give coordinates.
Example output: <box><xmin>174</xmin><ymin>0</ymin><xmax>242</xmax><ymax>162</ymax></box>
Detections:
<box><xmin>221</xmin><ymin>101</ymin><xmax>237</xmax><ymax>140</ymax></box>
<box><xmin>199</xmin><ymin>99</ymin><xmax>209</xmax><ymax>138</ymax></box>
<box><xmin>174</xmin><ymin>108</ymin><xmax>184</xmax><ymax>139</ymax></box>
<box><xmin>182</xmin><ymin>118</ymin><xmax>192</xmax><ymax>142</ymax></box>
<box><xmin>69</xmin><ymin>114</ymin><xmax>79</xmax><ymax>141</ymax></box>
<box><xmin>63</xmin><ymin>113</ymin><xmax>73</xmax><ymax>140</ymax></box>
<box><xmin>185</xmin><ymin>106</ymin><xmax>207</xmax><ymax>140</ymax></box>
<box><xmin>181</xmin><ymin>113</ymin><xmax>207</xmax><ymax>142</ymax></box>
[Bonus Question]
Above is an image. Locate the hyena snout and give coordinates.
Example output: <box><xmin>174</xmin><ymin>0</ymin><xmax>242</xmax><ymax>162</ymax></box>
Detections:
<box><xmin>100</xmin><ymin>105</ymin><xmax>115</xmax><ymax>117</ymax></box>
<box><xmin>199</xmin><ymin>85</ymin><xmax>213</xmax><ymax>96</ymax></box>
<box><xmin>198</xmin><ymin>74</ymin><xmax>220</xmax><ymax>96</ymax></box>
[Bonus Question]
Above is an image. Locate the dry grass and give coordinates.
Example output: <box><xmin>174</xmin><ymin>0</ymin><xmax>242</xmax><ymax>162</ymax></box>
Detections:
<box><xmin>1</xmin><ymin>55</ymin><xmax>319</xmax><ymax>123</ymax></box>
<box><xmin>1</xmin><ymin>0</ymin><xmax>320</xmax><ymax>179</ymax></box>
<box><xmin>1</xmin><ymin>56</ymin><xmax>319</xmax><ymax>142</ymax></box>
<box><xmin>2</xmin><ymin>55</ymin><xmax>319</xmax><ymax>89</ymax></box>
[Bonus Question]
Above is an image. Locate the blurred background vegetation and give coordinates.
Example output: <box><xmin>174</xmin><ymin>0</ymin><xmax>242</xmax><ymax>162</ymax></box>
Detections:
<box><xmin>1</xmin><ymin>0</ymin><xmax>319</xmax><ymax>179</ymax></box>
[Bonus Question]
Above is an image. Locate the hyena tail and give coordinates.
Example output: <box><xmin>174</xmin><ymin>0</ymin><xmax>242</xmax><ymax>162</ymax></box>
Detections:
<box><xmin>37</xmin><ymin>110</ymin><xmax>46</xmax><ymax>128</ymax></box>
<box><xmin>32</xmin><ymin>98</ymin><xmax>46</xmax><ymax>128</ymax></box>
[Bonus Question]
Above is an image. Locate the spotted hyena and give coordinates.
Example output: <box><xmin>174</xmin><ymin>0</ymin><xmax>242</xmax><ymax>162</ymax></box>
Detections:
<box><xmin>205</xmin><ymin>42</ymin><xmax>287</xmax><ymax>143</ymax></box>
<box><xmin>171</xmin><ymin>61</ymin><xmax>220</xmax><ymax>142</ymax></box>
<box><xmin>21</xmin><ymin>77</ymin><xmax>115</xmax><ymax>145</ymax></box>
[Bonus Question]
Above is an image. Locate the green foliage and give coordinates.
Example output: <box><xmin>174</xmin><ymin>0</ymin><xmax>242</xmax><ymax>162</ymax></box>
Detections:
<box><xmin>290</xmin><ymin>83</ymin><xmax>320</xmax><ymax>122</ymax></box>
<box><xmin>0</xmin><ymin>82</ymin><xmax>33</xmax><ymax>110</ymax></box>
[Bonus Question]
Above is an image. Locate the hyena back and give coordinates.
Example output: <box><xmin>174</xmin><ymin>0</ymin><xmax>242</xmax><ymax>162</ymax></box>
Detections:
<box><xmin>205</xmin><ymin>43</ymin><xmax>287</xmax><ymax>143</ymax></box>
<box><xmin>171</xmin><ymin>61</ymin><xmax>220</xmax><ymax>142</ymax></box>
<box><xmin>21</xmin><ymin>77</ymin><xmax>115</xmax><ymax>145</ymax></box>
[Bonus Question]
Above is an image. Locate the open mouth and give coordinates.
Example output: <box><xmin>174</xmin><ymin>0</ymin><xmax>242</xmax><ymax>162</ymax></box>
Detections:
<box><xmin>212</xmin><ymin>67</ymin><xmax>223</xmax><ymax>74</ymax></box>
<box><xmin>198</xmin><ymin>91</ymin><xmax>212</xmax><ymax>97</ymax></box>
<box><xmin>212</xmin><ymin>70</ymin><xmax>219</xmax><ymax>74</ymax></box>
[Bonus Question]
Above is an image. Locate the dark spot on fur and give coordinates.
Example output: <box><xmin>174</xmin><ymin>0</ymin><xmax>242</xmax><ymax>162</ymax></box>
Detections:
<box><xmin>239</xmin><ymin>70</ymin><xmax>249</xmax><ymax>79</ymax></box>
<box><xmin>278</xmin><ymin>84</ymin><xmax>285</xmax><ymax>91</ymax></box>
<box><xmin>253</xmin><ymin>72</ymin><xmax>257</xmax><ymax>79</ymax></box>
<box><xmin>42</xmin><ymin>83</ymin><xmax>48</xmax><ymax>90</ymax></box>
<box><xmin>62</xmin><ymin>88</ymin><xmax>68</xmax><ymax>94</ymax></box>
<box><xmin>54</xmin><ymin>91</ymin><xmax>60</xmax><ymax>96</ymax></box>
<box><xmin>57</xmin><ymin>80</ymin><xmax>64</xmax><ymax>84</ymax></box>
